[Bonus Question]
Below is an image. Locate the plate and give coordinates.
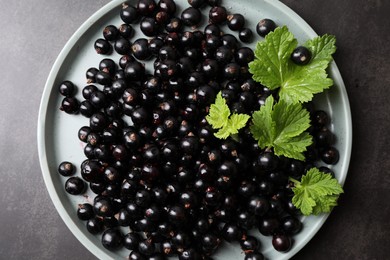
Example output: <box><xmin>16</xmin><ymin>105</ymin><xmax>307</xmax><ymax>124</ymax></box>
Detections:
<box><xmin>38</xmin><ymin>0</ymin><xmax>352</xmax><ymax>259</ymax></box>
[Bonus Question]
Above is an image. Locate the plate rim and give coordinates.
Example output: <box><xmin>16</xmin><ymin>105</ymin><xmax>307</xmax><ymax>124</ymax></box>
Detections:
<box><xmin>37</xmin><ymin>0</ymin><xmax>352</xmax><ymax>259</ymax></box>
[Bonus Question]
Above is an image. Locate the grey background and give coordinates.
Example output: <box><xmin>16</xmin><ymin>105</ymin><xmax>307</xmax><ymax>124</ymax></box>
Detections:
<box><xmin>0</xmin><ymin>0</ymin><xmax>389</xmax><ymax>259</ymax></box>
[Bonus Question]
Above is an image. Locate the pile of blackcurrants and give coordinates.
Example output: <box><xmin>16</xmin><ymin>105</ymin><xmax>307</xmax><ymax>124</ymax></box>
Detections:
<box><xmin>57</xmin><ymin>0</ymin><xmax>340</xmax><ymax>259</ymax></box>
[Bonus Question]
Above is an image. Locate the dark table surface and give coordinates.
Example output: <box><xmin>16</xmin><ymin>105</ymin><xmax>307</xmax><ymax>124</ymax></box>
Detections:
<box><xmin>0</xmin><ymin>0</ymin><xmax>389</xmax><ymax>259</ymax></box>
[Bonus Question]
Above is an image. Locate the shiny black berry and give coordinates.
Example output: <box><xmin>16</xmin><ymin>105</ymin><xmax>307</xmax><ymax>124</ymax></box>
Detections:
<box><xmin>137</xmin><ymin>0</ymin><xmax>157</xmax><ymax>16</ymax></box>
<box><xmin>124</xmin><ymin>232</ymin><xmax>141</xmax><ymax>250</ymax></box>
<box><xmin>272</xmin><ymin>234</ymin><xmax>292</xmax><ymax>252</ymax></box>
<box><xmin>140</xmin><ymin>17</ymin><xmax>159</xmax><ymax>37</ymax></box>
<box><xmin>248</xmin><ymin>195</ymin><xmax>270</xmax><ymax>216</ymax></box>
<box><xmin>245</xmin><ymin>251</ymin><xmax>265</xmax><ymax>260</ymax></box>
<box><xmin>65</xmin><ymin>177</ymin><xmax>86</xmax><ymax>195</ymax></box>
<box><xmin>103</xmin><ymin>25</ymin><xmax>119</xmax><ymax>41</ymax></box>
<box><xmin>86</xmin><ymin>217</ymin><xmax>104</xmax><ymax>234</ymax></box>
<box><xmin>256</xmin><ymin>18</ymin><xmax>277</xmax><ymax>37</ymax></box>
<box><xmin>86</xmin><ymin>68</ymin><xmax>99</xmax><ymax>83</ymax></box>
<box><xmin>132</xmin><ymin>38</ymin><xmax>152</xmax><ymax>60</ymax></box>
<box><xmin>119</xmin><ymin>23</ymin><xmax>135</xmax><ymax>38</ymax></box>
<box><xmin>125</xmin><ymin>61</ymin><xmax>145</xmax><ymax>81</ymax></box>
<box><xmin>58</xmin><ymin>80</ymin><xmax>75</xmax><ymax>97</ymax></box>
<box><xmin>77</xmin><ymin>203</ymin><xmax>94</xmax><ymax>220</ymax></box>
<box><xmin>58</xmin><ymin>161</ymin><xmax>75</xmax><ymax>176</ymax></box>
<box><xmin>115</xmin><ymin>37</ymin><xmax>131</xmax><ymax>55</ymax></box>
<box><xmin>227</xmin><ymin>13</ymin><xmax>245</xmax><ymax>31</ymax></box>
<box><xmin>181</xmin><ymin>7</ymin><xmax>202</xmax><ymax>26</ymax></box>
<box><xmin>321</xmin><ymin>146</ymin><xmax>340</xmax><ymax>164</ymax></box>
<box><xmin>188</xmin><ymin>0</ymin><xmax>205</xmax><ymax>8</ymax></box>
<box><xmin>282</xmin><ymin>216</ymin><xmax>302</xmax><ymax>235</ymax></box>
<box><xmin>60</xmin><ymin>97</ymin><xmax>79</xmax><ymax>114</ymax></box>
<box><xmin>239</xmin><ymin>28</ymin><xmax>253</xmax><ymax>43</ymax></box>
<box><xmin>101</xmin><ymin>228</ymin><xmax>124</xmax><ymax>251</ymax></box>
<box><xmin>120</xmin><ymin>4</ymin><xmax>139</xmax><ymax>23</ymax></box>
<box><xmin>258</xmin><ymin>152</ymin><xmax>279</xmax><ymax>171</ymax></box>
<box><xmin>209</xmin><ymin>6</ymin><xmax>227</xmax><ymax>24</ymax></box>
<box><xmin>291</xmin><ymin>46</ymin><xmax>312</xmax><ymax>65</ymax></box>
<box><xmin>82</xmin><ymin>84</ymin><xmax>97</xmax><ymax>99</ymax></box>
<box><xmin>235</xmin><ymin>47</ymin><xmax>254</xmax><ymax>66</ymax></box>
<box><xmin>94</xmin><ymin>38</ymin><xmax>112</xmax><ymax>54</ymax></box>
<box><xmin>158</xmin><ymin>0</ymin><xmax>176</xmax><ymax>15</ymax></box>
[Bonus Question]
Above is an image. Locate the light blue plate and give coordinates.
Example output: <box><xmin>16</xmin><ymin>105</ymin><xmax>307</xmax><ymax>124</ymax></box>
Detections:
<box><xmin>38</xmin><ymin>0</ymin><xmax>352</xmax><ymax>259</ymax></box>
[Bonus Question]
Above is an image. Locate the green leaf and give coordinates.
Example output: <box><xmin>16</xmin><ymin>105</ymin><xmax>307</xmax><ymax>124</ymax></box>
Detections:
<box><xmin>207</xmin><ymin>92</ymin><xmax>250</xmax><ymax>140</ymax></box>
<box><xmin>249</xmin><ymin>26</ymin><xmax>297</xmax><ymax>90</ymax></box>
<box><xmin>291</xmin><ymin>188</ymin><xmax>316</xmax><ymax>216</ymax></box>
<box><xmin>214</xmin><ymin>125</ymin><xmax>232</xmax><ymax>139</ymax></box>
<box><xmin>305</xmin><ymin>34</ymin><xmax>337</xmax><ymax>69</ymax></box>
<box><xmin>291</xmin><ymin>168</ymin><xmax>344</xmax><ymax>216</ymax></box>
<box><xmin>312</xmin><ymin>195</ymin><xmax>339</xmax><ymax>215</ymax></box>
<box><xmin>299</xmin><ymin>168</ymin><xmax>344</xmax><ymax>195</ymax></box>
<box><xmin>280</xmin><ymin>67</ymin><xmax>333</xmax><ymax>103</ymax></box>
<box><xmin>229</xmin><ymin>114</ymin><xmax>251</xmax><ymax>135</ymax></box>
<box><xmin>273</xmin><ymin>99</ymin><xmax>311</xmax><ymax>138</ymax></box>
<box><xmin>273</xmin><ymin>132</ymin><xmax>312</xmax><ymax>161</ymax></box>
<box><xmin>206</xmin><ymin>92</ymin><xmax>230</xmax><ymax>129</ymax></box>
<box><xmin>250</xmin><ymin>95</ymin><xmax>275</xmax><ymax>148</ymax></box>
<box><xmin>248</xmin><ymin>26</ymin><xmax>337</xmax><ymax>104</ymax></box>
<box><xmin>250</xmin><ymin>95</ymin><xmax>312</xmax><ymax>160</ymax></box>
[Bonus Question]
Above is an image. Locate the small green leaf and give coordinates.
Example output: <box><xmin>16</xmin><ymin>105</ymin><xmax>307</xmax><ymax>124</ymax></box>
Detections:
<box><xmin>250</xmin><ymin>95</ymin><xmax>312</xmax><ymax>160</ymax></box>
<box><xmin>291</xmin><ymin>168</ymin><xmax>344</xmax><ymax>216</ymax></box>
<box><xmin>206</xmin><ymin>92</ymin><xmax>250</xmax><ymax>140</ymax></box>
<box><xmin>206</xmin><ymin>92</ymin><xmax>230</xmax><ymax>129</ymax></box>
<box><xmin>248</xmin><ymin>26</ymin><xmax>337</xmax><ymax>104</ymax></box>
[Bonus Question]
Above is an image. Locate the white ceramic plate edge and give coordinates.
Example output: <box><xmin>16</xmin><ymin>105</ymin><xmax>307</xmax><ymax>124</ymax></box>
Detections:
<box><xmin>38</xmin><ymin>2</ymin><xmax>122</xmax><ymax>260</ymax></box>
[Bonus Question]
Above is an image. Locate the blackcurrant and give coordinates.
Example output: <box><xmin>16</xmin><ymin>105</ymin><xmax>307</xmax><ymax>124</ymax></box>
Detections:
<box><xmin>103</xmin><ymin>25</ymin><xmax>119</xmax><ymax>41</ymax></box>
<box><xmin>94</xmin><ymin>38</ymin><xmax>112</xmax><ymax>55</ymax></box>
<box><xmin>58</xmin><ymin>161</ymin><xmax>75</xmax><ymax>176</ymax></box>
<box><xmin>77</xmin><ymin>203</ymin><xmax>94</xmax><ymax>221</ymax></box>
<box><xmin>140</xmin><ymin>17</ymin><xmax>159</xmax><ymax>37</ymax></box>
<box><xmin>65</xmin><ymin>177</ymin><xmax>85</xmax><ymax>195</ymax></box>
<box><xmin>291</xmin><ymin>46</ymin><xmax>312</xmax><ymax>65</ymax></box>
<box><xmin>239</xmin><ymin>28</ymin><xmax>253</xmax><ymax>43</ymax></box>
<box><xmin>209</xmin><ymin>6</ymin><xmax>227</xmax><ymax>24</ymax></box>
<box><xmin>60</xmin><ymin>97</ymin><xmax>79</xmax><ymax>114</ymax></box>
<box><xmin>227</xmin><ymin>14</ymin><xmax>245</xmax><ymax>31</ymax></box>
<box><xmin>321</xmin><ymin>146</ymin><xmax>340</xmax><ymax>164</ymax></box>
<box><xmin>181</xmin><ymin>7</ymin><xmax>202</xmax><ymax>26</ymax></box>
<box><xmin>101</xmin><ymin>228</ymin><xmax>124</xmax><ymax>251</ymax></box>
<box><xmin>115</xmin><ymin>37</ymin><xmax>131</xmax><ymax>55</ymax></box>
<box><xmin>58</xmin><ymin>80</ymin><xmax>75</xmax><ymax>97</ymax></box>
<box><xmin>272</xmin><ymin>234</ymin><xmax>292</xmax><ymax>252</ymax></box>
<box><xmin>120</xmin><ymin>4</ymin><xmax>139</xmax><ymax>24</ymax></box>
<box><xmin>256</xmin><ymin>18</ymin><xmax>277</xmax><ymax>37</ymax></box>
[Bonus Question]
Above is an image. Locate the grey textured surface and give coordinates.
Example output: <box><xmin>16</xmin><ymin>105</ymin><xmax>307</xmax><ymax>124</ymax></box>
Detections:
<box><xmin>0</xmin><ymin>0</ymin><xmax>389</xmax><ymax>259</ymax></box>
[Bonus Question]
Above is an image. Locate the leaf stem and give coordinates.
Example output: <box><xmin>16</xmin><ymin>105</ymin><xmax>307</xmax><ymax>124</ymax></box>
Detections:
<box><xmin>230</xmin><ymin>133</ymin><xmax>240</xmax><ymax>142</ymax></box>
<box><xmin>288</xmin><ymin>177</ymin><xmax>300</xmax><ymax>186</ymax></box>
